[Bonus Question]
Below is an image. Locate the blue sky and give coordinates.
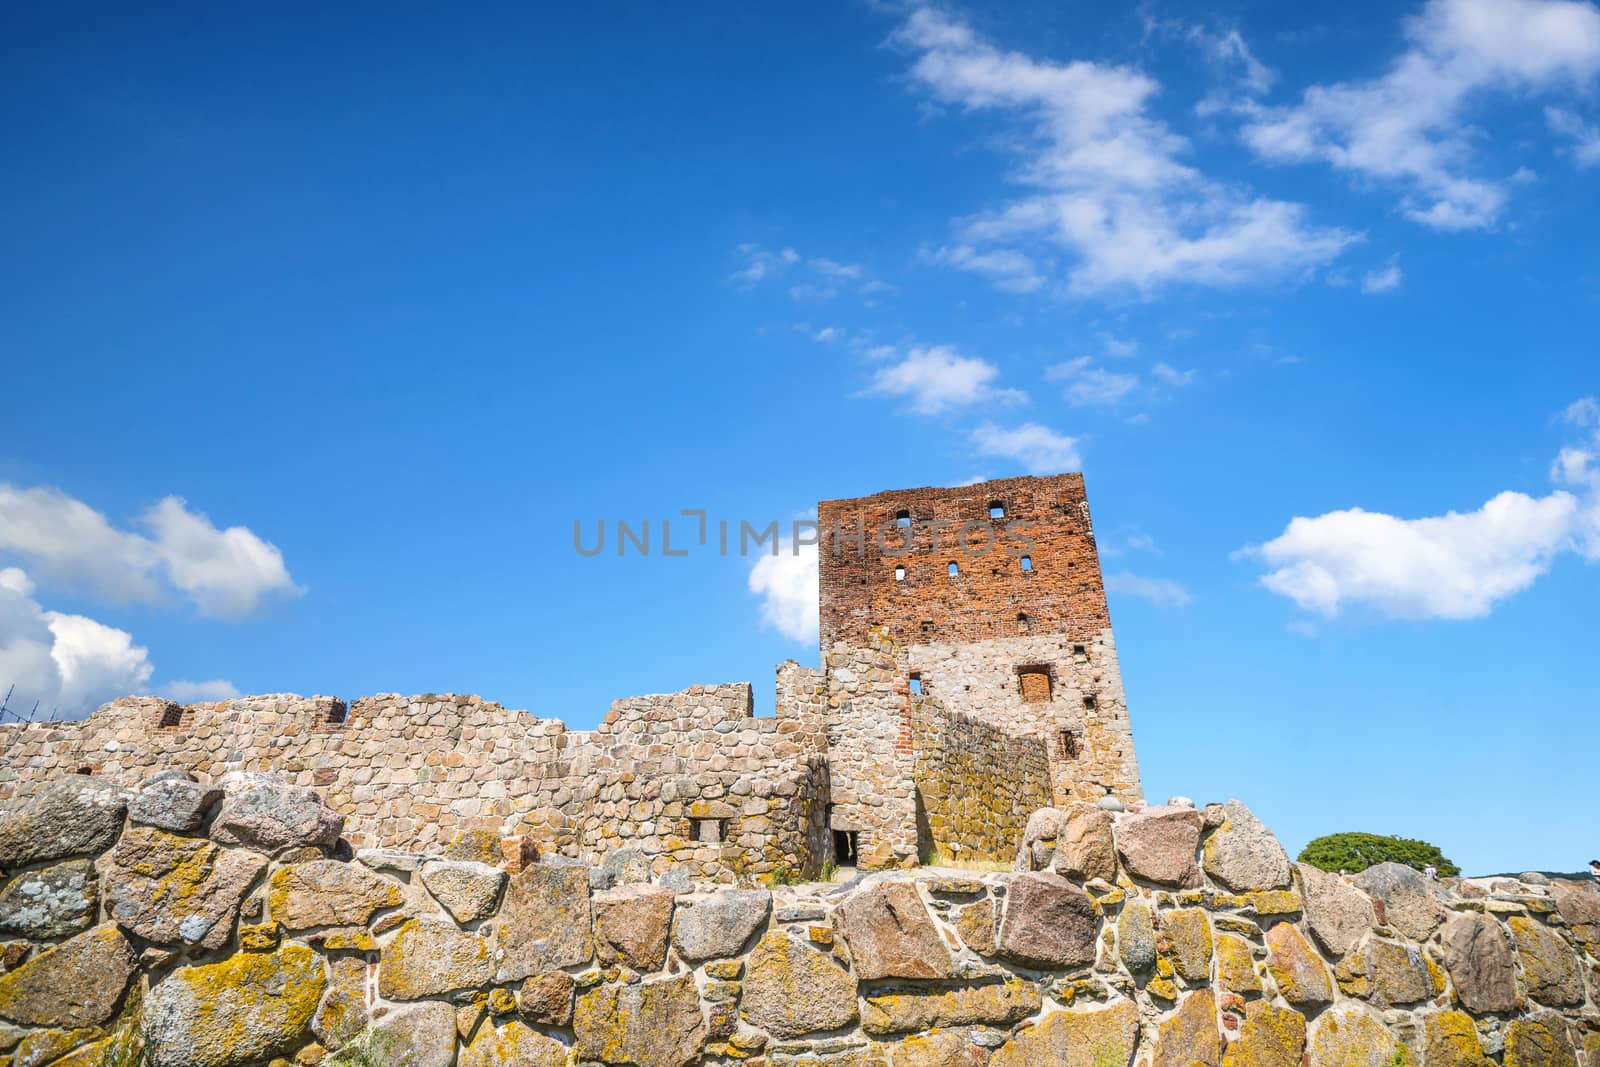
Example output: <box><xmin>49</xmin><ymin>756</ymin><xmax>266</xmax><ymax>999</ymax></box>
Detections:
<box><xmin>2</xmin><ymin>1</ymin><xmax>1596</xmax><ymax>874</ymax></box>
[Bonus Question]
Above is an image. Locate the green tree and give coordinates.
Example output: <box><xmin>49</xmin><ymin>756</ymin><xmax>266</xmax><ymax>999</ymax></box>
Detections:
<box><xmin>1297</xmin><ymin>832</ymin><xmax>1460</xmax><ymax>878</ymax></box>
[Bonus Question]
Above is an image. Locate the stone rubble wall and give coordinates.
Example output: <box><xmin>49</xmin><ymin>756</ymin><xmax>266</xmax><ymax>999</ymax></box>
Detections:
<box><xmin>908</xmin><ymin>695</ymin><xmax>1052</xmax><ymax>866</ymax></box>
<box><xmin>823</xmin><ymin>636</ymin><xmax>922</xmax><ymax>872</ymax></box>
<box><xmin>4</xmin><ymin>770</ymin><xmax>1598</xmax><ymax>1067</ymax></box>
<box><xmin>0</xmin><ymin>669</ymin><xmax>831</xmax><ymax>884</ymax></box>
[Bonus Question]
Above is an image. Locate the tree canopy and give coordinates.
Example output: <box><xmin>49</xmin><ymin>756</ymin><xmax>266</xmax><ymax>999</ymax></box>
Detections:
<box><xmin>1297</xmin><ymin>832</ymin><xmax>1460</xmax><ymax>877</ymax></box>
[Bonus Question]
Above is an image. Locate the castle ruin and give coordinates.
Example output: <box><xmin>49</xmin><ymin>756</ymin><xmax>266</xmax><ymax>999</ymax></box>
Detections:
<box><xmin>0</xmin><ymin>473</ymin><xmax>1141</xmax><ymax>879</ymax></box>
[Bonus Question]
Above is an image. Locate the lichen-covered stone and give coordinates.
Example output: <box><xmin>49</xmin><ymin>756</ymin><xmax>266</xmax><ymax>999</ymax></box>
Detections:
<box><xmin>593</xmin><ymin>883</ymin><xmax>675</xmax><ymax>971</ymax></box>
<box><xmin>1503</xmin><ymin>1015</ymin><xmax>1577</xmax><ymax>1067</ymax></box>
<box><xmin>673</xmin><ymin>889</ymin><xmax>771</xmax><ymax>961</ymax></box>
<box><xmin>860</xmin><ymin>977</ymin><xmax>1039</xmax><ymax>1035</ymax></box>
<box><xmin>0</xmin><ymin>859</ymin><xmax>97</xmax><ymax>939</ymax></box>
<box><xmin>1439</xmin><ymin>913</ymin><xmax>1518</xmax><ymax>1014</ymax></box>
<box><xmin>327</xmin><ymin>1000</ymin><xmax>456</xmax><ymax>1067</ymax></box>
<box><xmin>312</xmin><ymin>956</ymin><xmax>367</xmax><ymax>1049</ymax></box>
<box><xmin>890</xmin><ymin>1031</ymin><xmax>986</xmax><ymax>1067</ymax></box>
<box><xmin>1296</xmin><ymin>863</ymin><xmax>1374</xmax><ymax>958</ymax></box>
<box><xmin>1333</xmin><ymin>936</ymin><xmax>1432</xmax><ymax>1006</ymax></box>
<box><xmin>1221</xmin><ymin>1001</ymin><xmax>1305</xmax><ymax>1067</ymax></box>
<box><xmin>378</xmin><ymin>918</ymin><xmax>493</xmax><ymax>1000</ymax></box>
<box><xmin>1508</xmin><ymin>917</ymin><xmax>1585</xmax><ymax>1007</ymax></box>
<box><xmin>989</xmin><ymin>998</ymin><xmax>1138</xmax><ymax>1067</ymax></box>
<box><xmin>953</xmin><ymin>898</ymin><xmax>995</xmax><ymax>954</ymax></box>
<box><xmin>0</xmin><ymin>923</ymin><xmax>135</xmax><ymax>1029</ymax></box>
<box><xmin>1016</xmin><ymin>808</ymin><xmax>1062</xmax><ymax>870</ymax></box>
<box><xmin>1114</xmin><ymin>807</ymin><xmax>1202</xmax><ymax>888</ymax></box>
<box><xmin>1153</xmin><ymin>990</ymin><xmax>1219</xmax><ymax>1067</ymax></box>
<box><xmin>1423</xmin><ymin>1010</ymin><xmax>1489</xmax><ymax>1067</ymax></box>
<box><xmin>1548</xmin><ymin>882</ymin><xmax>1600</xmax><ymax>954</ymax></box>
<box><xmin>457</xmin><ymin>1018</ymin><xmax>567</xmax><ymax>1067</ymax></box>
<box><xmin>209</xmin><ymin>784</ymin><xmax>343</xmax><ymax>857</ymax></box>
<box><xmin>268</xmin><ymin>859</ymin><xmax>402</xmax><ymax>930</ymax></box>
<box><xmin>1117</xmin><ymin>900</ymin><xmax>1156</xmax><ymax>972</ymax></box>
<box><xmin>1307</xmin><ymin>1004</ymin><xmax>1413</xmax><ymax>1066</ymax></box>
<box><xmin>1264</xmin><ymin>922</ymin><xmax>1333</xmax><ymax>1010</ymax></box>
<box><xmin>130</xmin><ymin>778</ymin><xmax>222</xmax><ymax>834</ymax></box>
<box><xmin>420</xmin><ymin>860</ymin><xmax>507</xmax><ymax>925</ymax></box>
<box><xmin>741</xmin><ymin>931</ymin><xmax>858</xmax><ymax>1038</ymax></box>
<box><xmin>1052</xmin><ymin>803</ymin><xmax>1117</xmax><ymax>883</ymax></box>
<box><xmin>104</xmin><ymin>826</ymin><xmax>266</xmax><ymax>950</ymax></box>
<box><xmin>1352</xmin><ymin>862</ymin><xmax>1444</xmax><ymax>943</ymax></box>
<box><xmin>1202</xmin><ymin>801</ymin><xmax>1292</xmax><ymax>892</ymax></box>
<box><xmin>10</xmin><ymin>1026</ymin><xmax>104</xmax><ymax>1067</ymax></box>
<box><xmin>833</xmin><ymin>881</ymin><xmax>953</xmax><ymax>980</ymax></box>
<box><xmin>517</xmin><ymin>970</ymin><xmax>574</xmax><ymax>1027</ymax></box>
<box><xmin>574</xmin><ymin>971</ymin><xmax>705</xmax><ymax>1067</ymax></box>
<box><xmin>493</xmin><ymin>863</ymin><xmax>593</xmax><ymax>982</ymax></box>
<box><xmin>0</xmin><ymin>778</ymin><xmax>128</xmax><ymax>868</ymax></box>
<box><xmin>143</xmin><ymin>944</ymin><xmax>325</xmax><ymax>1067</ymax></box>
<box><xmin>1215</xmin><ymin>932</ymin><xmax>1261</xmax><ymax>994</ymax></box>
<box><xmin>1163</xmin><ymin>907</ymin><xmax>1213</xmax><ymax>982</ymax></box>
<box><xmin>996</xmin><ymin>871</ymin><xmax>1098</xmax><ymax>970</ymax></box>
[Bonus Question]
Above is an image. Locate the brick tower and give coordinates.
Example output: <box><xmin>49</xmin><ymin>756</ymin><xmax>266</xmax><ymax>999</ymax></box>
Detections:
<box><xmin>817</xmin><ymin>473</ymin><xmax>1142</xmax><ymax>869</ymax></box>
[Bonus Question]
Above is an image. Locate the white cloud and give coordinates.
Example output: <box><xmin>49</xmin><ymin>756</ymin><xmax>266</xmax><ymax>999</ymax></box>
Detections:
<box><xmin>923</xmin><ymin>245</ymin><xmax>1046</xmax><ymax>292</ymax></box>
<box><xmin>748</xmin><ymin>542</ymin><xmax>819</xmax><ymax>643</ymax></box>
<box><xmin>868</xmin><ymin>346</ymin><xmax>1028</xmax><ymax>415</ymax></box>
<box><xmin>1241</xmin><ymin>0</ymin><xmax>1600</xmax><ymax>230</ymax></box>
<box><xmin>165</xmin><ymin>678</ymin><xmax>242</xmax><ymax>703</ymax></box>
<box><xmin>1247</xmin><ymin>400</ymin><xmax>1600</xmax><ymax>619</ymax></box>
<box><xmin>894</xmin><ymin>8</ymin><xmax>1355</xmax><ymax>293</ymax></box>
<box><xmin>1361</xmin><ymin>259</ymin><xmax>1405</xmax><ymax>293</ymax></box>
<box><xmin>731</xmin><ymin>244</ymin><xmax>800</xmax><ymax>287</ymax></box>
<box><xmin>0</xmin><ymin>486</ymin><xmax>300</xmax><ymax>618</ymax></box>
<box><xmin>733</xmin><ymin>244</ymin><xmax>887</xmax><ymax>302</ymax></box>
<box><xmin>1103</xmin><ymin>336</ymin><xmax>1139</xmax><ymax>358</ymax></box>
<box><xmin>972</xmin><ymin>422</ymin><xmax>1083</xmax><ymax>473</ymax></box>
<box><xmin>1151</xmin><ymin>362</ymin><xmax>1198</xmax><ymax>386</ymax></box>
<box><xmin>1047</xmin><ymin>357</ymin><xmax>1140</xmax><ymax>407</ymax></box>
<box><xmin>1546</xmin><ymin>106</ymin><xmax>1600</xmax><ymax>165</ymax></box>
<box><xmin>1105</xmin><ymin>571</ymin><xmax>1193</xmax><ymax>607</ymax></box>
<box><xmin>0</xmin><ymin>567</ymin><xmax>152</xmax><ymax>718</ymax></box>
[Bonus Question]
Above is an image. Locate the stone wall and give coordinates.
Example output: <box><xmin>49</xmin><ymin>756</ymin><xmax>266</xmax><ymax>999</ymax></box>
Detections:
<box><xmin>4</xmin><ymin>770</ymin><xmax>1598</xmax><ymax>1067</ymax></box>
<box><xmin>0</xmin><ymin>668</ymin><xmax>831</xmax><ymax>884</ymax></box>
<box><xmin>823</xmin><ymin>636</ymin><xmax>920</xmax><ymax>872</ymax></box>
<box><xmin>908</xmin><ymin>695</ymin><xmax>1052</xmax><ymax>865</ymax></box>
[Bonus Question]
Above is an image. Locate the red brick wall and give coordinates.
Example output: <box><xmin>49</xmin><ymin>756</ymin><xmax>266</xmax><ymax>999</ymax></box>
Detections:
<box><xmin>818</xmin><ymin>474</ymin><xmax>1111</xmax><ymax>651</ymax></box>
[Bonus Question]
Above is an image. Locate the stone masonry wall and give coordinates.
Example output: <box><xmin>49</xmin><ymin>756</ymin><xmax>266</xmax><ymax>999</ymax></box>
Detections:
<box><xmin>823</xmin><ymin>635</ymin><xmax>920</xmax><ymax>872</ymax></box>
<box><xmin>0</xmin><ymin>666</ymin><xmax>831</xmax><ymax>884</ymax></box>
<box><xmin>4</xmin><ymin>770</ymin><xmax>1598</xmax><ymax>1067</ymax></box>
<box><xmin>908</xmin><ymin>695</ymin><xmax>1052</xmax><ymax>865</ymax></box>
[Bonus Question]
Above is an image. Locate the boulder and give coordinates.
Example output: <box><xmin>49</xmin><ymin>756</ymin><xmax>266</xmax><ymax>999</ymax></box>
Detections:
<box><xmin>0</xmin><ymin>778</ymin><xmax>128</xmax><ymax>868</ymax></box>
<box><xmin>1221</xmin><ymin>1000</ymin><xmax>1305</xmax><ymax>1067</ymax></box>
<box><xmin>1508</xmin><ymin>916</ymin><xmax>1585</xmax><ymax>1007</ymax></box>
<box><xmin>0</xmin><ymin>859</ymin><xmax>98</xmax><ymax>940</ymax></box>
<box><xmin>1423</xmin><ymin>1011</ymin><xmax>1488</xmax><ymax>1067</ymax></box>
<box><xmin>312</xmin><ymin>956</ymin><xmax>368</xmax><ymax>1049</ymax></box>
<box><xmin>602</xmin><ymin>847</ymin><xmax>653</xmax><ymax>885</ymax></box>
<box><xmin>1333</xmin><ymin>936</ymin><xmax>1433</xmax><ymax>1006</ymax></box>
<box><xmin>1202</xmin><ymin>801</ymin><xmax>1293</xmax><ymax>892</ymax></box>
<box><xmin>1351</xmin><ymin>863</ymin><xmax>1444</xmax><ymax>942</ymax></box>
<box><xmin>1296</xmin><ymin>863</ymin><xmax>1374</xmax><ymax>958</ymax></box>
<box><xmin>574</xmin><ymin>972</ymin><xmax>706</xmax><ymax>1067</ymax></box>
<box><xmin>421</xmin><ymin>860</ymin><xmax>507</xmax><ymax>925</ymax></box>
<box><xmin>130</xmin><ymin>778</ymin><xmax>222</xmax><ymax>835</ymax></box>
<box><xmin>1264</xmin><ymin>922</ymin><xmax>1333</xmax><ymax>1010</ymax></box>
<box><xmin>1114</xmin><ymin>807</ymin><xmax>1202</xmax><ymax>887</ymax></box>
<box><xmin>1163</xmin><ymin>908</ymin><xmax>1213</xmax><ymax>982</ymax></box>
<box><xmin>1549</xmin><ymin>882</ymin><xmax>1600</xmax><ymax>954</ymax></box>
<box><xmin>1052</xmin><ymin>803</ymin><xmax>1117</xmax><ymax>883</ymax></box>
<box><xmin>1117</xmin><ymin>900</ymin><xmax>1157</xmax><ymax>973</ymax></box>
<box><xmin>142</xmin><ymin>944</ymin><xmax>325</xmax><ymax>1067</ymax></box>
<box><xmin>833</xmin><ymin>880</ymin><xmax>954</xmax><ymax>980</ymax></box>
<box><xmin>1306</xmin><ymin>1005</ymin><xmax>1410</xmax><ymax>1066</ymax></box>
<box><xmin>328</xmin><ymin>999</ymin><xmax>456</xmax><ymax>1067</ymax></box>
<box><xmin>1439</xmin><ymin>913</ymin><xmax>1518</xmax><ymax>1014</ymax></box>
<box><xmin>860</xmin><ymin>978</ymin><xmax>1040</xmax><ymax>1035</ymax></box>
<box><xmin>209</xmin><ymin>784</ymin><xmax>343</xmax><ymax>857</ymax></box>
<box><xmin>1015</xmin><ymin>808</ymin><xmax>1062</xmax><ymax>870</ymax></box>
<box><xmin>443</xmin><ymin>828</ymin><xmax>501</xmax><ymax>865</ymax></box>
<box><xmin>378</xmin><ymin>918</ymin><xmax>493</xmax><ymax>1000</ymax></box>
<box><xmin>103</xmin><ymin>826</ymin><xmax>266</xmax><ymax>950</ymax></box>
<box><xmin>11</xmin><ymin>1027</ymin><xmax>106</xmax><ymax>1067</ymax></box>
<box><xmin>493</xmin><ymin>863</ymin><xmax>593</xmax><ymax>982</ymax></box>
<box><xmin>517</xmin><ymin>970</ymin><xmax>575</xmax><ymax>1027</ymax></box>
<box><xmin>1215</xmin><ymin>933</ymin><xmax>1262</xmax><ymax>995</ymax></box>
<box><xmin>996</xmin><ymin>871</ymin><xmax>1098</xmax><ymax>970</ymax></box>
<box><xmin>0</xmin><ymin>924</ymin><xmax>135</xmax><ymax>1029</ymax></box>
<box><xmin>458</xmin><ymin>1019</ymin><xmax>567</xmax><ymax>1067</ymax></box>
<box><xmin>268</xmin><ymin>859</ymin><xmax>402</xmax><ymax>930</ymax></box>
<box><xmin>890</xmin><ymin>1031</ymin><xmax>987</xmax><ymax>1067</ymax></box>
<box><xmin>593</xmin><ymin>883</ymin><xmax>675</xmax><ymax>971</ymax></box>
<box><xmin>673</xmin><ymin>888</ymin><xmax>771</xmax><ymax>961</ymax></box>
<box><xmin>954</xmin><ymin>897</ymin><xmax>996</xmax><ymax>954</ymax></box>
<box><xmin>989</xmin><ymin>998</ymin><xmax>1138</xmax><ymax>1067</ymax></box>
<box><xmin>1153</xmin><ymin>990</ymin><xmax>1220</xmax><ymax>1067</ymax></box>
<box><xmin>741</xmin><ymin>931</ymin><xmax>858</xmax><ymax>1038</ymax></box>
<box><xmin>1503</xmin><ymin>1014</ymin><xmax>1577</xmax><ymax>1067</ymax></box>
